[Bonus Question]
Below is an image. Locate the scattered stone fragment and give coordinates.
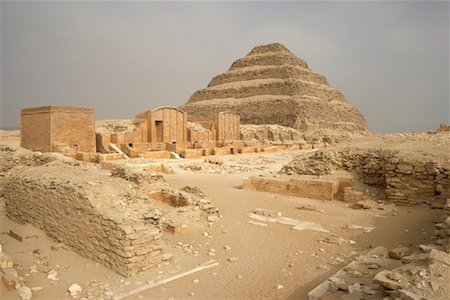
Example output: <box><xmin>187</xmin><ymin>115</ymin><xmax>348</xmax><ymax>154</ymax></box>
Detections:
<box><xmin>1</xmin><ymin>268</ymin><xmax>22</xmax><ymax>290</ymax></box>
<box><xmin>367</xmin><ymin>264</ymin><xmax>380</xmax><ymax>269</ymax></box>
<box><xmin>9</xmin><ymin>229</ymin><xmax>24</xmax><ymax>242</ymax></box>
<box><xmin>31</xmin><ymin>287</ymin><xmax>43</xmax><ymax>292</ymax></box>
<box><xmin>321</xmin><ymin>237</ymin><xmax>344</xmax><ymax>245</ymax></box>
<box><xmin>162</xmin><ymin>253</ymin><xmax>174</xmax><ymax>261</ymax></box>
<box><xmin>254</xmin><ymin>208</ymin><xmax>282</xmax><ymax>217</ymax></box>
<box><xmin>328</xmin><ymin>277</ymin><xmax>345</xmax><ymax>293</ymax></box>
<box><xmin>224</xmin><ymin>245</ymin><xmax>231</xmax><ymax>250</ymax></box>
<box><xmin>401</xmin><ymin>253</ymin><xmax>429</xmax><ymax>264</ymax></box>
<box><xmin>0</xmin><ymin>255</ymin><xmax>14</xmax><ymax>269</ymax></box>
<box><xmin>18</xmin><ymin>286</ymin><xmax>32</xmax><ymax>300</ymax></box>
<box><xmin>47</xmin><ymin>270</ymin><xmax>58</xmax><ymax>281</ymax></box>
<box><xmin>68</xmin><ymin>283</ymin><xmax>83</xmax><ymax>297</ymax></box>
<box><xmin>227</xmin><ymin>257</ymin><xmax>239</xmax><ymax>263</ymax></box>
<box><xmin>275</xmin><ymin>284</ymin><xmax>284</xmax><ymax>290</ymax></box>
<box><xmin>50</xmin><ymin>243</ymin><xmax>67</xmax><ymax>251</ymax></box>
<box><xmin>193</xmin><ymin>279</ymin><xmax>199</xmax><ymax>284</ymax></box>
<box><xmin>347</xmin><ymin>283</ymin><xmax>361</xmax><ymax>293</ymax></box>
<box><xmin>388</xmin><ymin>246</ymin><xmax>411</xmax><ymax>260</ymax></box>
<box><xmin>418</xmin><ymin>244</ymin><xmax>432</xmax><ymax>253</ymax></box>
<box><xmin>236</xmin><ymin>274</ymin><xmax>243</xmax><ymax>279</ymax></box>
<box><xmin>207</xmin><ymin>215</ymin><xmax>220</xmax><ymax>222</ymax></box>
<box><xmin>373</xmin><ymin>270</ymin><xmax>406</xmax><ymax>290</ymax></box>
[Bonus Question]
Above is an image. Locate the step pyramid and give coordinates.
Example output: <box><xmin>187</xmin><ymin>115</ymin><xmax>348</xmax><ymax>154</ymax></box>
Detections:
<box><xmin>181</xmin><ymin>43</ymin><xmax>367</xmax><ymax>132</ymax></box>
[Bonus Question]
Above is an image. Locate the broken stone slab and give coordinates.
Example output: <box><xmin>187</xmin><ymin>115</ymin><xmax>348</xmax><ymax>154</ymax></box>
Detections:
<box><xmin>248</xmin><ymin>213</ymin><xmax>329</xmax><ymax>233</ymax></box>
<box><xmin>253</xmin><ymin>208</ymin><xmax>282</xmax><ymax>217</ymax></box>
<box><xmin>401</xmin><ymin>253</ymin><xmax>429</xmax><ymax>264</ymax></box>
<box><xmin>366</xmin><ymin>246</ymin><xmax>388</xmax><ymax>258</ymax></box>
<box><xmin>295</xmin><ymin>205</ymin><xmax>324</xmax><ymax>213</ymax></box>
<box><xmin>112</xmin><ymin>259</ymin><xmax>219</xmax><ymax>300</ymax></box>
<box><xmin>373</xmin><ymin>270</ymin><xmax>407</xmax><ymax>290</ymax></box>
<box><xmin>247</xmin><ymin>220</ymin><xmax>268</xmax><ymax>227</ymax></box>
<box><xmin>320</xmin><ymin>237</ymin><xmax>344</xmax><ymax>245</ymax></box>
<box><xmin>388</xmin><ymin>247</ymin><xmax>412</xmax><ymax>260</ymax></box>
<box><xmin>345</xmin><ymin>224</ymin><xmax>374</xmax><ymax>233</ymax></box>
<box><xmin>163</xmin><ymin>222</ymin><xmax>185</xmax><ymax>234</ymax></box>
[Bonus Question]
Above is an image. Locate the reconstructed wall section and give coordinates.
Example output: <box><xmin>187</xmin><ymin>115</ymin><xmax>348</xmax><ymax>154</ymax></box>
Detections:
<box><xmin>3</xmin><ymin>164</ymin><xmax>165</xmax><ymax>277</ymax></box>
<box><xmin>145</xmin><ymin>107</ymin><xmax>187</xmax><ymax>144</ymax></box>
<box><xmin>21</xmin><ymin>106</ymin><xmax>96</xmax><ymax>153</ymax></box>
<box><xmin>216</xmin><ymin>112</ymin><xmax>240</xmax><ymax>141</ymax></box>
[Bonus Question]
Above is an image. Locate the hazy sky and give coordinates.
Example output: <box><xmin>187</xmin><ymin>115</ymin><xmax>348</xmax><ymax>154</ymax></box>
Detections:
<box><xmin>1</xmin><ymin>1</ymin><xmax>449</xmax><ymax>133</ymax></box>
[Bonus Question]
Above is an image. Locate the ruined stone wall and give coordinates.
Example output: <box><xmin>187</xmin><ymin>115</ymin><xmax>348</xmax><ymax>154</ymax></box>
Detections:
<box><xmin>282</xmin><ymin>148</ymin><xmax>450</xmax><ymax>206</ymax></box>
<box><xmin>21</xmin><ymin>106</ymin><xmax>96</xmax><ymax>153</ymax></box>
<box><xmin>3</xmin><ymin>164</ymin><xmax>165</xmax><ymax>277</ymax></box>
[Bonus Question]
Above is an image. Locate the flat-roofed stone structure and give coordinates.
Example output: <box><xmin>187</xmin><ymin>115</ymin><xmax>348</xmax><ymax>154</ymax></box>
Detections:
<box><xmin>21</xmin><ymin>106</ymin><xmax>96</xmax><ymax>153</ymax></box>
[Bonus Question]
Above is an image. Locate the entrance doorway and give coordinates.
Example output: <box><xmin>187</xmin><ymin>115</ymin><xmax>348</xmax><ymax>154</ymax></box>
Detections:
<box><xmin>155</xmin><ymin>121</ymin><xmax>163</xmax><ymax>142</ymax></box>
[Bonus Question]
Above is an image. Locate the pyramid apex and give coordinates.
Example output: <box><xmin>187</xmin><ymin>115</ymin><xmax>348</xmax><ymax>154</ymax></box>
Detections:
<box><xmin>247</xmin><ymin>43</ymin><xmax>291</xmax><ymax>55</ymax></box>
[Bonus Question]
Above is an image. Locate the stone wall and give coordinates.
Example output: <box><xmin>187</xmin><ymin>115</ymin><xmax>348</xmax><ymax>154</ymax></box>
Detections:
<box><xmin>2</xmin><ymin>162</ymin><xmax>166</xmax><ymax>277</ymax></box>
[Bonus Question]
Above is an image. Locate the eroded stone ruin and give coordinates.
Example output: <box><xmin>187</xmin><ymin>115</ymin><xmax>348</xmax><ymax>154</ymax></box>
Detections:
<box><xmin>181</xmin><ymin>43</ymin><xmax>367</xmax><ymax>133</ymax></box>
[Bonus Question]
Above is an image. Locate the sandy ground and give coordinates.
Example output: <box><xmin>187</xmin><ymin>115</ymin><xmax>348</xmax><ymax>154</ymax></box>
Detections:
<box><xmin>0</xmin><ymin>142</ymin><xmax>442</xmax><ymax>300</ymax></box>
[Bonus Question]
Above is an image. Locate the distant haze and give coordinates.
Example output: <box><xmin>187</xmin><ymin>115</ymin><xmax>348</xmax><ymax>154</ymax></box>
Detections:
<box><xmin>1</xmin><ymin>1</ymin><xmax>449</xmax><ymax>133</ymax></box>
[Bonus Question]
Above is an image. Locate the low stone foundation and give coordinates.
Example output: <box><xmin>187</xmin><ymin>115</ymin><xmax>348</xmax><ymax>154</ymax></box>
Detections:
<box><xmin>182</xmin><ymin>149</ymin><xmax>204</xmax><ymax>158</ymax></box>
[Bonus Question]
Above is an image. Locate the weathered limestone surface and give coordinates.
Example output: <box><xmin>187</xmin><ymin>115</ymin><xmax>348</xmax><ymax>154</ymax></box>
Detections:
<box><xmin>181</xmin><ymin>43</ymin><xmax>367</xmax><ymax>133</ymax></box>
